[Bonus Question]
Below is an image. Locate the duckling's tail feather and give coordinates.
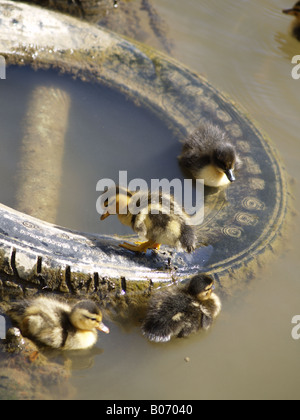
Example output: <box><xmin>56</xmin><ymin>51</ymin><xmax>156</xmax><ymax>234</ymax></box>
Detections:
<box><xmin>142</xmin><ymin>331</ymin><xmax>171</xmax><ymax>343</ymax></box>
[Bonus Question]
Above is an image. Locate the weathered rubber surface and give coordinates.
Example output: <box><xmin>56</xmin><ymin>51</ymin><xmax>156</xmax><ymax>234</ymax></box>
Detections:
<box><xmin>0</xmin><ymin>1</ymin><xmax>289</xmax><ymax>300</ymax></box>
<box><xmin>15</xmin><ymin>0</ymin><xmax>115</xmax><ymax>21</ymax></box>
<box><xmin>16</xmin><ymin>0</ymin><xmax>174</xmax><ymax>54</ymax></box>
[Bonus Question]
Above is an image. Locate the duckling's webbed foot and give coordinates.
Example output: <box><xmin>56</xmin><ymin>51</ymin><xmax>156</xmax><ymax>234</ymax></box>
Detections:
<box><xmin>29</xmin><ymin>351</ymin><xmax>40</xmax><ymax>363</ymax></box>
<box><xmin>135</xmin><ymin>241</ymin><xmax>161</xmax><ymax>250</ymax></box>
<box><xmin>119</xmin><ymin>240</ymin><xmax>160</xmax><ymax>253</ymax></box>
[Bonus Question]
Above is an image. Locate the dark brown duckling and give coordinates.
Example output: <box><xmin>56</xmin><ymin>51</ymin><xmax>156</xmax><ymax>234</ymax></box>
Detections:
<box><xmin>283</xmin><ymin>2</ymin><xmax>300</xmax><ymax>41</ymax></box>
<box><xmin>142</xmin><ymin>274</ymin><xmax>221</xmax><ymax>343</ymax></box>
<box><xmin>178</xmin><ymin>123</ymin><xmax>241</xmax><ymax>188</ymax></box>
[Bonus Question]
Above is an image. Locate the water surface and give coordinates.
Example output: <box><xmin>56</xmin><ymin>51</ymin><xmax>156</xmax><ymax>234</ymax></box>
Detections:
<box><xmin>73</xmin><ymin>0</ymin><xmax>300</xmax><ymax>400</ymax></box>
<box><xmin>72</xmin><ymin>0</ymin><xmax>300</xmax><ymax>400</ymax></box>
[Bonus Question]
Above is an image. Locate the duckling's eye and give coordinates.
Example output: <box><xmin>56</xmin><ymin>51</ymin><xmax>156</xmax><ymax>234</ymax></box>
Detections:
<box><xmin>204</xmin><ymin>285</ymin><xmax>214</xmax><ymax>295</ymax></box>
<box><xmin>84</xmin><ymin>315</ymin><xmax>97</xmax><ymax>322</ymax></box>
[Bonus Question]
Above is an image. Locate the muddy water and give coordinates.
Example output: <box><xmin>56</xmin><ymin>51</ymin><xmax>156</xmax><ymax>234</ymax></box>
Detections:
<box><xmin>1</xmin><ymin>0</ymin><xmax>300</xmax><ymax>400</ymax></box>
<box><xmin>71</xmin><ymin>0</ymin><xmax>300</xmax><ymax>400</ymax></box>
<box><xmin>74</xmin><ymin>0</ymin><xmax>300</xmax><ymax>400</ymax></box>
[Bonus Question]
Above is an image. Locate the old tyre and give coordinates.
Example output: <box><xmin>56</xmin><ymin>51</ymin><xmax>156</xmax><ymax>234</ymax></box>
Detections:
<box><xmin>0</xmin><ymin>1</ymin><xmax>290</xmax><ymax>302</ymax></box>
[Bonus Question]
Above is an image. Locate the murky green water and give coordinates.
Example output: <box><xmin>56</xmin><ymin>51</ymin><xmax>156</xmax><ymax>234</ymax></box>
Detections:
<box><xmin>1</xmin><ymin>0</ymin><xmax>300</xmax><ymax>400</ymax></box>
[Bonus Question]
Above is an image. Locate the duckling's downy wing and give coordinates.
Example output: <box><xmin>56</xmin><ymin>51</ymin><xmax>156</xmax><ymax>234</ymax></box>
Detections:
<box><xmin>142</xmin><ymin>291</ymin><xmax>201</xmax><ymax>342</ymax></box>
<box><xmin>199</xmin><ymin>295</ymin><xmax>222</xmax><ymax>330</ymax></box>
<box><xmin>25</xmin><ymin>314</ymin><xmax>67</xmax><ymax>348</ymax></box>
<box><xmin>7</xmin><ymin>300</ymin><xmax>31</xmax><ymax>324</ymax></box>
<box><xmin>132</xmin><ymin>192</ymin><xmax>188</xmax><ymax>245</ymax></box>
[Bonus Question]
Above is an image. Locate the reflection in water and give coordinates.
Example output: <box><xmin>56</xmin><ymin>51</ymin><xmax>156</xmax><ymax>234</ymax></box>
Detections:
<box><xmin>44</xmin><ymin>346</ymin><xmax>105</xmax><ymax>372</ymax></box>
<box><xmin>15</xmin><ymin>86</ymin><xmax>70</xmax><ymax>223</ymax></box>
<box><xmin>0</xmin><ymin>329</ymin><xmax>75</xmax><ymax>400</ymax></box>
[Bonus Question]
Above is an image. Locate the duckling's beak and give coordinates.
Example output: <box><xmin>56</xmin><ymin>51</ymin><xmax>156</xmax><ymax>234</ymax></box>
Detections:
<box><xmin>100</xmin><ymin>212</ymin><xmax>110</xmax><ymax>221</ymax></box>
<box><xmin>97</xmin><ymin>322</ymin><xmax>110</xmax><ymax>334</ymax></box>
<box><xmin>283</xmin><ymin>8</ymin><xmax>296</xmax><ymax>15</ymax></box>
<box><xmin>225</xmin><ymin>169</ymin><xmax>236</xmax><ymax>183</ymax></box>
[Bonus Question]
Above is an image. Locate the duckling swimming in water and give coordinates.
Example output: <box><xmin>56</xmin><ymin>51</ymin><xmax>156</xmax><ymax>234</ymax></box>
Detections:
<box><xmin>178</xmin><ymin>123</ymin><xmax>241</xmax><ymax>188</ymax></box>
<box><xmin>100</xmin><ymin>186</ymin><xmax>197</xmax><ymax>254</ymax></box>
<box><xmin>142</xmin><ymin>274</ymin><xmax>221</xmax><ymax>342</ymax></box>
<box><xmin>283</xmin><ymin>2</ymin><xmax>300</xmax><ymax>41</ymax></box>
<box><xmin>8</xmin><ymin>297</ymin><xmax>110</xmax><ymax>350</ymax></box>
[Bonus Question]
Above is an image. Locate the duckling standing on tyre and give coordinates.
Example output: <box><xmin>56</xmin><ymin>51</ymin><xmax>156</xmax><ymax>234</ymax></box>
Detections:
<box><xmin>100</xmin><ymin>186</ymin><xmax>197</xmax><ymax>254</ymax></box>
<box><xmin>142</xmin><ymin>274</ymin><xmax>221</xmax><ymax>342</ymax></box>
<box><xmin>8</xmin><ymin>297</ymin><xmax>110</xmax><ymax>351</ymax></box>
<box><xmin>178</xmin><ymin>122</ymin><xmax>241</xmax><ymax>188</ymax></box>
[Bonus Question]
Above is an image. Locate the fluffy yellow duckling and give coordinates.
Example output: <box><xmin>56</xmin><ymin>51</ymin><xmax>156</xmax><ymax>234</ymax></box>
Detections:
<box><xmin>283</xmin><ymin>2</ymin><xmax>300</xmax><ymax>41</ymax></box>
<box><xmin>142</xmin><ymin>274</ymin><xmax>221</xmax><ymax>342</ymax></box>
<box><xmin>8</xmin><ymin>297</ymin><xmax>109</xmax><ymax>351</ymax></box>
<box><xmin>178</xmin><ymin>122</ymin><xmax>241</xmax><ymax>188</ymax></box>
<box><xmin>100</xmin><ymin>186</ymin><xmax>197</xmax><ymax>253</ymax></box>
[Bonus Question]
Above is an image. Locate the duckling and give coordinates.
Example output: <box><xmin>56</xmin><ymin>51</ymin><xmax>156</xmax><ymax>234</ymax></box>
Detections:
<box><xmin>142</xmin><ymin>274</ymin><xmax>221</xmax><ymax>342</ymax></box>
<box><xmin>8</xmin><ymin>297</ymin><xmax>110</xmax><ymax>351</ymax></box>
<box><xmin>178</xmin><ymin>122</ymin><xmax>241</xmax><ymax>188</ymax></box>
<box><xmin>100</xmin><ymin>186</ymin><xmax>197</xmax><ymax>253</ymax></box>
<box><xmin>283</xmin><ymin>2</ymin><xmax>300</xmax><ymax>41</ymax></box>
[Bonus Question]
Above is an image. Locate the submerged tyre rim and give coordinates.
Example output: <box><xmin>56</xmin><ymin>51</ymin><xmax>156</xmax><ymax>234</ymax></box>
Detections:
<box><xmin>0</xmin><ymin>1</ymin><xmax>289</xmax><ymax>300</ymax></box>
